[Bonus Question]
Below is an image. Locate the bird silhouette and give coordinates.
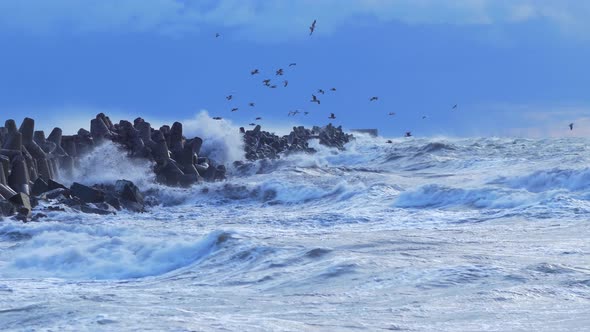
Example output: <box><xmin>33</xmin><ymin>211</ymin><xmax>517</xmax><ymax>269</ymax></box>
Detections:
<box><xmin>255</xmin><ymin>117</ymin><xmax>262</xmax><ymax>120</ymax></box>
<box><xmin>388</xmin><ymin>112</ymin><xmax>396</xmax><ymax>116</ymax></box>
<box><xmin>569</xmin><ymin>123</ymin><xmax>574</xmax><ymax>130</ymax></box>
<box><xmin>289</xmin><ymin>63</ymin><xmax>297</xmax><ymax>67</ymax></box>
<box><xmin>251</xmin><ymin>69</ymin><xmax>259</xmax><ymax>75</ymax></box>
<box><xmin>226</xmin><ymin>95</ymin><xmax>233</xmax><ymax>101</ymax></box>
<box><xmin>215</xmin><ymin>33</ymin><xmax>220</xmax><ymax>38</ymax></box>
<box><xmin>249</xmin><ymin>123</ymin><xmax>256</xmax><ymax>126</ymax></box>
<box><xmin>330</xmin><ymin>88</ymin><xmax>336</xmax><ymax>92</ymax></box>
<box><xmin>386</xmin><ymin>140</ymin><xmax>393</xmax><ymax>144</ymax></box>
<box><xmin>231</xmin><ymin>108</ymin><xmax>238</xmax><ymax>112</ymax></box>
<box><xmin>370</xmin><ymin>96</ymin><xmax>379</xmax><ymax>101</ymax></box>
<box><xmin>452</xmin><ymin>104</ymin><xmax>458</xmax><ymax>110</ymax></box>
<box><xmin>291</xmin><ymin>110</ymin><xmax>301</xmax><ymax>116</ymax></box>
<box><xmin>405</xmin><ymin>131</ymin><xmax>412</xmax><ymax>137</ymax></box>
<box><xmin>310</xmin><ymin>95</ymin><xmax>320</xmax><ymax>104</ymax></box>
<box><xmin>422</xmin><ymin>115</ymin><xmax>427</xmax><ymax>119</ymax></box>
<box><xmin>304</xmin><ymin>111</ymin><xmax>309</xmax><ymax>115</ymax></box>
<box><xmin>213</xmin><ymin>117</ymin><xmax>222</xmax><ymax>120</ymax></box>
<box><xmin>328</xmin><ymin>113</ymin><xmax>336</xmax><ymax>119</ymax></box>
<box><xmin>249</xmin><ymin>102</ymin><xmax>255</xmax><ymax>107</ymax></box>
<box><xmin>309</xmin><ymin>19</ymin><xmax>317</xmax><ymax>35</ymax></box>
<box><xmin>276</xmin><ymin>69</ymin><xmax>284</xmax><ymax>76</ymax></box>
<box><xmin>262</xmin><ymin>79</ymin><xmax>271</xmax><ymax>86</ymax></box>
<box><xmin>318</xmin><ymin>89</ymin><xmax>325</xmax><ymax>95</ymax></box>
<box><xmin>284</xmin><ymin>80</ymin><xmax>289</xmax><ymax>87</ymax></box>
<box><xmin>270</xmin><ymin>85</ymin><xmax>277</xmax><ymax>89</ymax></box>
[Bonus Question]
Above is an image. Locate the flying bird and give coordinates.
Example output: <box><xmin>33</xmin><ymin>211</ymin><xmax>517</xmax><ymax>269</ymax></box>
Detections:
<box><xmin>452</xmin><ymin>104</ymin><xmax>458</xmax><ymax>110</ymax></box>
<box><xmin>328</xmin><ymin>113</ymin><xmax>336</xmax><ymax>119</ymax></box>
<box><xmin>231</xmin><ymin>108</ymin><xmax>239</xmax><ymax>112</ymax></box>
<box><xmin>330</xmin><ymin>88</ymin><xmax>337</xmax><ymax>92</ymax></box>
<box><xmin>255</xmin><ymin>117</ymin><xmax>262</xmax><ymax>120</ymax></box>
<box><xmin>304</xmin><ymin>111</ymin><xmax>309</xmax><ymax>115</ymax></box>
<box><xmin>405</xmin><ymin>131</ymin><xmax>412</xmax><ymax>137</ymax></box>
<box><xmin>388</xmin><ymin>112</ymin><xmax>396</xmax><ymax>116</ymax></box>
<box><xmin>249</xmin><ymin>123</ymin><xmax>256</xmax><ymax>126</ymax></box>
<box><xmin>422</xmin><ymin>115</ymin><xmax>427</xmax><ymax>119</ymax></box>
<box><xmin>318</xmin><ymin>89</ymin><xmax>325</xmax><ymax>95</ymax></box>
<box><xmin>215</xmin><ymin>33</ymin><xmax>220</xmax><ymax>38</ymax></box>
<box><xmin>226</xmin><ymin>95</ymin><xmax>233</xmax><ymax>101</ymax></box>
<box><xmin>386</xmin><ymin>140</ymin><xmax>393</xmax><ymax>144</ymax></box>
<box><xmin>276</xmin><ymin>69</ymin><xmax>284</xmax><ymax>76</ymax></box>
<box><xmin>262</xmin><ymin>79</ymin><xmax>271</xmax><ymax>86</ymax></box>
<box><xmin>270</xmin><ymin>85</ymin><xmax>277</xmax><ymax>89</ymax></box>
<box><xmin>310</xmin><ymin>94</ymin><xmax>320</xmax><ymax>104</ymax></box>
<box><xmin>569</xmin><ymin>123</ymin><xmax>574</xmax><ymax>131</ymax></box>
<box><xmin>213</xmin><ymin>117</ymin><xmax>223</xmax><ymax>120</ymax></box>
<box><xmin>309</xmin><ymin>19</ymin><xmax>317</xmax><ymax>36</ymax></box>
<box><xmin>251</xmin><ymin>69</ymin><xmax>259</xmax><ymax>75</ymax></box>
<box><xmin>284</xmin><ymin>80</ymin><xmax>289</xmax><ymax>87</ymax></box>
<box><xmin>370</xmin><ymin>96</ymin><xmax>379</xmax><ymax>102</ymax></box>
<box><xmin>249</xmin><ymin>102</ymin><xmax>255</xmax><ymax>107</ymax></box>
<box><xmin>290</xmin><ymin>110</ymin><xmax>301</xmax><ymax>116</ymax></box>
<box><xmin>289</xmin><ymin>63</ymin><xmax>297</xmax><ymax>67</ymax></box>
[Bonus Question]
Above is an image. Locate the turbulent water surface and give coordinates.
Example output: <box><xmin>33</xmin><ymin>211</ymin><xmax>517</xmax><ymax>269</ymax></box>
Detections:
<box><xmin>0</xmin><ymin>136</ymin><xmax>589</xmax><ymax>331</ymax></box>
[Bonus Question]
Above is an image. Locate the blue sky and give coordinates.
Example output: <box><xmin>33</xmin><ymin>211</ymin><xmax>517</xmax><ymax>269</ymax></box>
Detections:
<box><xmin>1</xmin><ymin>0</ymin><xmax>590</xmax><ymax>137</ymax></box>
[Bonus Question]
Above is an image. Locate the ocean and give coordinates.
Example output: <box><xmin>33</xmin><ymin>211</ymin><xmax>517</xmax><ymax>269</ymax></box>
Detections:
<box><xmin>0</xmin><ymin>135</ymin><xmax>589</xmax><ymax>331</ymax></box>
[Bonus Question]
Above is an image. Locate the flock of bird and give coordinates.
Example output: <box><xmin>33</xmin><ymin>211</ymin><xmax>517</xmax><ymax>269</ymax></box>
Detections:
<box><xmin>213</xmin><ymin>20</ymin><xmax>578</xmax><ymax>135</ymax></box>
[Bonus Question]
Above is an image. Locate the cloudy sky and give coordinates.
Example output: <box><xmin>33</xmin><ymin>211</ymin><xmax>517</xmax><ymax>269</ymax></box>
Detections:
<box><xmin>1</xmin><ymin>0</ymin><xmax>589</xmax><ymax>137</ymax></box>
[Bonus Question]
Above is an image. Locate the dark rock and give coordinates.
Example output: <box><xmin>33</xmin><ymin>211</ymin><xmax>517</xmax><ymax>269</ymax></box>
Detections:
<box><xmin>9</xmin><ymin>193</ymin><xmax>32</xmax><ymax>216</ymax></box>
<box><xmin>7</xmin><ymin>155</ymin><xmax>30</xmax><ymax>194</ymax></box>
<box><xmin>0</xmin><ymin>200</ymin><xmax>16</xmax><ymax>217</ymax></box>
<box><xmin>80</xmin><ymin>203</ymin><xmax>117</xmax><ymax>215</ymax></box>
<box><xmin>115</xmin><ymin>180</ymin><xmax>144</xmax><ymax>205</ymax></box>
<box><xmin>48</xmin><ymin>179</ymin><xmax>68</xmax><ymax>191</ymax></box>
<box><xmin>70</xmin><ymin>182</ymin><xmax>105</xmax><ymax>203</ymax></box>
<box><xmin>32</xmin><ymin>213</ymin><xmax>47</xmax><ymax>221</ymax></box>
<box><xmin>40</xmin><ymin>188</ymin><xmax>71</xmax><ymax>200</ymax></box>
<box><xmin>31</xmin><ymin>178</ymin><xmax>49</xmax><ymax>196</ymax></box>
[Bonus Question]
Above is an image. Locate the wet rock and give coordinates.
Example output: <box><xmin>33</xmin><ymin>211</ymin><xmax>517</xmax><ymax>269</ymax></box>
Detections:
<box><xmin>31</xmin><ymin>178</ymin><xmax>49</xmax><ymax>196</ymax></box>
<box><xmin>9</xmin><ymin>193</ymin><xmax>32</xmax><ymax>216</ymax></box>
<box><xmin>48</xmin><ymin>179</ymin><xmax>68</xmax><ymax>191</ymax></box>
<box><xmin>0</xmin><ymin>200</ymin><xmax>16</xmax><ymax>217</ymax></box>
<box><xmin>80</xmin><ymin>203</ymin><xmax>117</xmax><ymax>215</ymax></box>
<box><xmin>115</xmin><ymin>180</ymin><xmax>144</xmax><ymax>205</ymax></box>
<box><xmin>70</xmin><ymin>182</ymin><xmax>105</xmax><ymax>204</ymax></box>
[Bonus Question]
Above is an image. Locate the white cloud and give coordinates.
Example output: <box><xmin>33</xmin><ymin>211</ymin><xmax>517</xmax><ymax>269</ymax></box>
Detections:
<box><xmin>0</xmin><ymin>0</ymin><xmax>589</xmax><ymax>39</ymax></box>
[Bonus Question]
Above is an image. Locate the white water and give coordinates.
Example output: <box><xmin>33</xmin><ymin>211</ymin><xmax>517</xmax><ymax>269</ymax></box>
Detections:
<box><xmin>1</xmin><ymin>136</ymin><xmax>589</xmax><ymax>331</ymax></box>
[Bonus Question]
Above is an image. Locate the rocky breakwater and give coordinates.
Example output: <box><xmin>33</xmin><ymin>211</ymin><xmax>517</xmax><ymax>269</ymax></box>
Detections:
<box><xmin>241</xmin><ymin>123</ymin><xmax>354</xmax><ymax>161</ymax></box>
<box><xmin>0</xmin><ymin>114</ymin><xmax>226</xmax><ymax>221</ymax></box>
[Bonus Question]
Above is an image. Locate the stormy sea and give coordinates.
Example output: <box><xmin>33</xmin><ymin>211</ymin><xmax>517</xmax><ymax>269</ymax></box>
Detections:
<box><xmin>1</xmin><ymin>134</ymin><xmax>589</xmax><ymax>331</ymax></box>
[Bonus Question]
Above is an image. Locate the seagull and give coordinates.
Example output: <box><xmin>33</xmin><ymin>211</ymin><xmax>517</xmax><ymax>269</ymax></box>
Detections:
<box><xmin>304</xmin><ymin>111</ymin><xmax>309</xmax><ymax>115</ymax></box>
<box><xmin>422</xmin><ymin>115</ymin><xmax>427</xmax><ymax>119</ymax></box>
<box><xmin>290</xmin><ymin>110</ymin><xmax>301</xmax><ymax>116</ymax></box>
<box><xmin>249</xmin><ymin>123</ymin><xmax>256</xmax><ymax>126</ymax></box>
<box><xmin>231</xmin><ymin>108</ymin><xmax>239</xmax><ymax>112</ymax></box>
<box><xmin>452</xmin><ymin>104</ymin><xmax>458</xmax><ymax>110</ymax></box>
<box><xmin>226</xmin><ymin>95</ymin><xmax>233</xmax><ymax>101</ymax></box>
<box><xmin>262</xmin><ymin>79</ymin><xmax>271</xmax><ymax>86</ymax></box>
<box><xmin>213</xmin><ymin>117</ymin><xmax>223</xmax><ymax>120</ymax></box>
<box><xmin>283</xmin><ymin>80</ymin><xmax>289</xmax><ymax>87</ymax></box>
<box><xmin>215</xmin><ymin>33</ymin><xmax>220</xmax><ymax>38</ymax></box>
<box><xmin>289</xmin><ymin>63</ymin><xmax>297</xmax><ymax>67</ymax></box>
<box><xmin>251</xmin><ymin>69</ymin><xmax>259</xmax><ymax>75</ymax></box>
<box><xmin>388</xmin><ymin>112</ymin><xmax>396</xmax><ymax>116</ymax></box>
<box><xmin>249</xmin><ymin>102</ymin><xmax>255</xmax><ymax>107</ymax></box>
<box><xmin>270</xmin><ymin>85</ymin><xmax>277</xmax><ymax>89</ymax></box>
<box><xmin>310</xmin><ymin>94</ymin><xmax>320</xmax><ymax>104</ymax></box>
<box><xmin>328</xmin><ymin>113</ymin><xmax>336</xmax><ymax>119</ymax></box>
<box><xmin>569</xmin><ymin>123</ymin><xmax>574</xmax><ymax>131</ymax></box>
<box><xmin>386</xmin><ymin>140</ymin><xmax>393</xmax><ymax>144</ymax></box>
<box><xmin>309</xmin><ymin>19</ymin><xmax>317</xmax><ymax>36</ymax></box>
<box><xmin>405</xmin><ymin>131</ymin><xmax>412</xmax><ymax>137</ymax></box>
<box><xmin>330</xmin><ymin>88</ymin><xmax>336</xmax><ymax>92</ymax></box>
<box><xmin>318</xmin><ymin>89</ymin><xmax>325</xmax><ymax>95</ymax></box>
<box><xmin>370</xmin><ymin>96</ymin><xmax>379</xmax><ymax>102</ymax></box>
<box><xmin>255</xmin><ymin>117</ymin><xmax>262</xmax><ymax>120</ymax></box>
<box><xmin>276</xmin><ymin>69</ymin><xmax>284</xmax><ymax>76</ymax></box>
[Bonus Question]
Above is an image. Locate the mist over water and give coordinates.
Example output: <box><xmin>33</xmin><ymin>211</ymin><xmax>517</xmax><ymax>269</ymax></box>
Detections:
<box><xmin>1</xmin><ymin>135</ymin><xmax>589</xmax><ymax>331</ymax></box>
